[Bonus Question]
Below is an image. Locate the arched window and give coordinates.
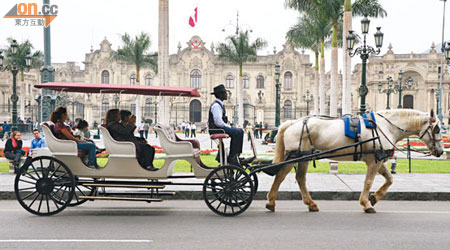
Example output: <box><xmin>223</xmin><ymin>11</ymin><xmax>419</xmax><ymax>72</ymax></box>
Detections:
<box><xmin>284</xmin><ymin>71</ymin><xmax>293</xmax><ymax>90</ymax></box>
<box><xmin>130</xmin><ymin>74</ymin><xmax>136</xmax><ymax>85</ymax></box>
<box><xmin>189</xmin><ymin>100</ymin><xmax>202</xmax><ymax>122</ymax></box>
<box><xmin>257</xmin><ymin>75</ymin><xmax>264</xmax><ymax>88</ymax></box>
<box><xmin>145</xmin><ymin>74</ymin><xmax>152</xmax><ymax>86</ymax></box>
<box><xmin>101</xmin><ymin>70</ymin><xmax>109</xmax><ymax>84</ymax></box>
<box><xmin>190</xmin><ymin>70</ymin><xmax>202</xmax><ymax>88</ymax></box>
<box><xmin>243</xmin><ymin>75</ymin><xmax>249</xmax><ymax>89</ymax></box>
<box><xmin>283</xmin><ymin>100</ymin><xmax>292</xmax><ymax>119</ymax></box>
<box><xmin>226</xmin><ymin>75</ymin><xmax>234</xmax><ymax>88</ymax></box>
<box><xmin>403</xmin><ymin>95</ymin><xmax>414</xmax><ymax>109</ymax></box>
<box><xmin>101</xmin><ymin>98</ymin><xmax>109</xmax><ymax>117</ymax></box>
<box><xmin>144</xmin><ymin>98</ymin><xmax>153</xmax><ymax>117</ymax></box>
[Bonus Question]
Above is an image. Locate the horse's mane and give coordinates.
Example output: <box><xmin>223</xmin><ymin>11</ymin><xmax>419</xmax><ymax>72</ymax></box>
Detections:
<box><xmin>377</xmin><ymin>109</ymin><xmax>429</xmax><ymax>131</ymax></box>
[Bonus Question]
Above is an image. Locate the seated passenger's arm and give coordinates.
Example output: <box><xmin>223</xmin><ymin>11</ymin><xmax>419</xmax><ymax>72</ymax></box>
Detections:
<box><xmin>211</xmin><ymin>104</ymin><xmax>230</xmax><ymax>129</ymax></box>
<box><xmin>61</xmin><ymin>128</ymin><xmax>83</xmax><ymax>143</ymax></box>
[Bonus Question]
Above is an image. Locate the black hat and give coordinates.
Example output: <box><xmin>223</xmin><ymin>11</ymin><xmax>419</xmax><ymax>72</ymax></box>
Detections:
<box><xmin>211</xmin><ymin>84</ymin><xmax>227</xmax><ymax>95</ymax></box>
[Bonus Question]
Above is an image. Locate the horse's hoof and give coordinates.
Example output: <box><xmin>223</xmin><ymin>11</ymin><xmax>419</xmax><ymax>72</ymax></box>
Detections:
<box><xmin>308</xmin><ymin>205</ymin><xmax>319</xmax><ymax>212</ymax></box>
<box><xmin>369</xmin><ymin>194</ymin><xmax>377</xmax><ymax>206</ymax></box>
<box><xmin>265</xmin><ymin>203</ymin><xmax>275</xmax><ymax>212</ymax></box>
<box><xmin>364</xmin><ymin>207</ymin><xmax>377</xmax><ymax>213</ymax></box>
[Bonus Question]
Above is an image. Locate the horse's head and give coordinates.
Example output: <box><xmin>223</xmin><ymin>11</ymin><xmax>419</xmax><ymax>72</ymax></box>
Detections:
<box><xmin>418</xmin><ymin>110</ymin><xmax>444</xmax><ymax>157</ymax></box>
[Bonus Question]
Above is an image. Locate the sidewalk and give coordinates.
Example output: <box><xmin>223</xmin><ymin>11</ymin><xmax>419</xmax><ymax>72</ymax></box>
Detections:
<box><xmin>2</xmin><ymin>172</ymin><xmax>450</xmax><ymax>201</ymax></box>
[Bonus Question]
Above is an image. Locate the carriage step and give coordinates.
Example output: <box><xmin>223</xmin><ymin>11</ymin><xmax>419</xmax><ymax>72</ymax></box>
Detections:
<box><xmin>82</xmin><ymin>183</ymin><xmax>165</xmax><ymax>189</ymax></box>
<box><xmin>100</xmin><ymin>192</ymin><xmax>176</xmax><ymax>196</ymax></box>
<box><xmin>78</xmin><ymin>196</ymin><xmax>163</xmax><ymax>202</ymax></box>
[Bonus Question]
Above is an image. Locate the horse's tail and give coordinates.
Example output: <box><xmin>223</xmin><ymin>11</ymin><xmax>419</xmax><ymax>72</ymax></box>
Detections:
<box><xmin>273</xmin><ymin>120</ymin><xmax>296</xmax><ymax>164</ymax></box>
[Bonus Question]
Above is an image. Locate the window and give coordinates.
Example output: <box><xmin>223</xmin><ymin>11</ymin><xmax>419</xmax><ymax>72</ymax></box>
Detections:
<box><xmin>189</xmin><ymin>100</ymin><xmax>202</xmax><ymax>122</ymax></box>
<box><xmin>190</xmin><ymin>69</ymin><xmax>202</xmax><ymax>88</ymax></box>
<box><xmin>145</xmin><ymin>98</ymin><xmax>153</xmax><ymax>117</ymax></box>
<box><xmin>257</xmin><ymin>75</ymin><xmax>264</xmax><ymax>88</ymax></box>
<box><xmin>243</xmin><ymin>98</ymin><xmax>250</xmax><ymax>119</ymax></box>
<box><xmin>403</xmin><ymin>95</ymin><xmax>414</xmax><ymax>109</ymax></box>
<box><xmin>130</xmin><ymin>74</ymin><xmax>136</xmax><ymax>85</ymax></box>
<box><xmin>283</xmin><ymin>100</ymin><xmax>292</xmax><ymax>119</ymax></box>
<box><xmin>226</xmin><ymin>75</ymin><xmax>234</xmax><ymax>88</ymax></box>
<box><xmin>101</xmin><ymin>98</ymin><xmax>109</xmax><ymax>117</ymax></box>
<box><xmin>101</xmin><ymin>70</ymin><xmax>109</xmax><ymax>84</ymax></box>
<box><xmin>284</xmin><ymin>71</ymin><xmax>293</xmax><ymax>90</ymax></box>
<box><xmin>145</xmin><ymin>74</ymin><xmax>152</xmax><ymax>86</ymax></box>
<box><xmin>243</xmin><ymin>75</ymin><xmax>249</xmax><ymax>89</ymax></box>
<box><xmin>131</xmin><ymin>104</ymin><xmax>136</xmax><ymax>114</ymax></box>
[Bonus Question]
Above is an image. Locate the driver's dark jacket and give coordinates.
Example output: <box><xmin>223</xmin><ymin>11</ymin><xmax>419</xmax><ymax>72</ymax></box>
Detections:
<box><xmin>106</xmin><ymin>121</ymin><xmax>138</xmax><ymax>145</ymax></box>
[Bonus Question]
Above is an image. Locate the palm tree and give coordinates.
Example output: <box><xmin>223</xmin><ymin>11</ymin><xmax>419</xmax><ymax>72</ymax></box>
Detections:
<box><xmin>116</xmin><ymin>32</ymin><xmax>157</xmax><ymax>123</ymax></box>
<box><xmin>217</xmin><ymin>31</ymin><xmax>267</xmax><ymax>125</ymax></box>
<box><xmin>287</xmin><ymin>14</ymin><xmax>332</xmax><ymax>115</ymax></box>
<box><xmin>5</xmin><ymin>38</ymin><xmax>43</xmax><ymax>120</ymax></box>
<box><xmin>286</xmin><ymin>0</ymin><xmax>386</xmax><ymax>116</ymax></box>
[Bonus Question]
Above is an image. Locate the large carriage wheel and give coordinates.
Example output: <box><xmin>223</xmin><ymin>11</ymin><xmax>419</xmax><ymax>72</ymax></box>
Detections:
<box><xmin>69</xmin><ymin>178</ymin><xmax>97</xmax><ymax>207</ymax></box>
<box><xmin>203</xmin><ymin>165</ymin><xmax>254</xmax><ymax>216</ymax></box>
<box><xmin>14</xmin><ymin>156</ymin><xmax>75</xmax><ymax>216</ymax></box>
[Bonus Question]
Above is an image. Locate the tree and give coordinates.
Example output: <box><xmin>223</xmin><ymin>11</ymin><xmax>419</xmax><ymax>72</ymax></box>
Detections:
<box><xmin>116</xmin><ymin>32</ymin><xmax>157</xmax><ymax>123</ymax></box>
<box><xmin>286</xmin><ymin>0</ymin><xmax>386</xmax><ymax>116</ymax></box>
<box><xmin>5</xmin><ymin>38</ymin><xmax>43</xmax><ymax>120</ymax></box>
<box><xmin>287</xmin><ymin>14</ymin><xmax>332</xmax><ymax>115</ymax></box>
<box><xmin>217</xmin><ymin>31</ymin><xmax>266</xmax><ymax>125</ymax></box>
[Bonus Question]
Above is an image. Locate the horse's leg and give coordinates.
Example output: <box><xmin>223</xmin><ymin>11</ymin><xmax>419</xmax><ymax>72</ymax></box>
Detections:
<box><xmin>295</xmin><ymin>161</ymin><xmax>319</xmax><ymax>212</ymax></box>
<box><xmin>266</xmin><ymin>163</ymin><xmax>295</xmax><ymax>212</ymax></box>
<box><xmin>360</xmin><ymin>161</ymin><xmax>382</xmax><ymax>213</ymax></box>
<box><xmin>369</xmin><ymin>163</ymin><xmax>393</xmax><ymax>206</ymax></box>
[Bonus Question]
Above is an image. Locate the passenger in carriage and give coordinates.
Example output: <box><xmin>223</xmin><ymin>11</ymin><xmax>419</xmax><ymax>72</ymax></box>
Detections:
<box><xmin>104</xmin><ymin>109</ymin><xmax>157</xmax><ymax>171</ymax></box>
<box><xmin>209</xmin><ymin>84</ymin><xmax>244</xmax><ymax>166</ymax></box>
<box><xmin>50</xmin><ymin>107</ymin><xmax>99</xmax><ymax>169</ymax></box>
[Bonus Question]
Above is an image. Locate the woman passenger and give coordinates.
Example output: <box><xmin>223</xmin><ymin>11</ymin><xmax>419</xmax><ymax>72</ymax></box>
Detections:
<box><xmin>4</xmin><ymin>131</ymin><xmax>26</xmax><ymax>173</ymax></box>
<box><xmin>51</xmin><ymin>107</ymin><xmax>99</xmax><ymax>169</ymax></box>
<box><xmin>104</xmin><ymin>109</ymin><xmax>156</xmax><ymax>171</ymax></box>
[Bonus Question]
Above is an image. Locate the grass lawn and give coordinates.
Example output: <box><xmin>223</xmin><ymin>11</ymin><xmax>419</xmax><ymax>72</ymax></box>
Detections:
<box><xmin>1</xmin><ymin>156</ymin><xmax>449</xmax><ymax>174</ymax></box>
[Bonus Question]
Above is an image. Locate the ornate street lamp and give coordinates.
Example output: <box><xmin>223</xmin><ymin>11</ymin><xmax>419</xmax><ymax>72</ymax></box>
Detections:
<box><xmin>378</xmin><ymin>76</ymin><xmax>395</xmax><ymax>109</ymax></box>
<box><xmin>113</xmin><ymin>94</ymin><xmax>120</xmax><ymax>108</ymax></box>
<box><xmin>0</xmin><ymin>40</ymin><xmax>32</xmax><ymax>131</ymax></box>
<box><xmin>303</xmin><ymin>90</ymin><xmax>313</xmax><ymax>116</ymax></box>
<box><xmin>257</xmin><ymin>90</ymin><xmax>264</xmax><ymax>104</ymax></box>
<box><xmin>347</xmin><ymin>16</ymin><xmax>384</xmax><ymax>113</ymax></box>
<box><xmin>445</xmin><ymin>42</ymin><xmax>450</xmax><ymax>64</ymax></box>
<box><xmin>274</xmin><ymin>63</ymin><xmax>281</xmax><ymax>127</ymax></box>
<box><xmin>394</xmin><ymin>70</ymin><xmax>413</xmax><ymax>108</ymax></box>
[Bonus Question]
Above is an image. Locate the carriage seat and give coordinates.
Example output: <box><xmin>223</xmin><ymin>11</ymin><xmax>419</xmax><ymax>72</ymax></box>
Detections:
<box><xmin>99</xmin><ymin>126</ymin><xmax>136</xmax><ymax>158</ymax></box>
<box><xmin>210</xmin><ymin>134</ymin><xmax>229</xmax><ymax>140</ymax></box>
<box><xmin>156</xmin><ymin>125</ymin><xmax>200</xmax><ymax>157</ymax></box>
<box><xmin>41</xmin><ymin>122</ymin><xmax>78</xmax><ymax>156</ymax></box>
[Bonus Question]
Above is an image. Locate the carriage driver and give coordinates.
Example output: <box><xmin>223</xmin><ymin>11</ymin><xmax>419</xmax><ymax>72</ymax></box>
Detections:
<box><xmin>208</xmin><ymin>84</ymin><xmax>244</xmax><ymax>166</ymax></box>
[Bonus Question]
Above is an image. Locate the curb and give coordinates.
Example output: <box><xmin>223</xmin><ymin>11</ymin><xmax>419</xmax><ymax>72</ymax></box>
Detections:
<box><xmin>2</xmin><ymin>191</ymin><xmax>450</xmax><ymax>201</ymax></box>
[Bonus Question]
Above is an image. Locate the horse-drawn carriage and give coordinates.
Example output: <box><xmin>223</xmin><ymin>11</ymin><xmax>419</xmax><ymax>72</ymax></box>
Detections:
<box><xmin>14</xmin><ymin>82</ymin><xmax>444</xmax><ymax>216</ymax></box>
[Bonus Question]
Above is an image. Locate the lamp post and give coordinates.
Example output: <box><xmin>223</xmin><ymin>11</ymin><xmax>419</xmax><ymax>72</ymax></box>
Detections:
<box><xmin>113</xmin><ymin>94</ymin><xmax>120</xmax><ymax>109</ymax></box>
<box><xmin>347</xmin><ymin>16</ymin><xmax>384</xmax><ymax>114</ymax></box>
<box><xmin>378</xmin><ymin>76</ymin><xmax>395</xmax><ymax>109</ymax></box>
<box><xmin>274</xmin><ymin>63</ymin><xmax>281</xmax><ymax>127</ymax></box>
<box><xmin>0</xmin><ymin>40</ymin><xmax>32</xmax><ymax>131</ymax></box>
<box><xmin>394</xmin><ymin>70</ymin><xmax>413</xmax><ymax>108</ymax></box>
<box><xmin>303</xmin><ymin>90</ymin><xmax>313</xmax><ymax>116</ymax></box>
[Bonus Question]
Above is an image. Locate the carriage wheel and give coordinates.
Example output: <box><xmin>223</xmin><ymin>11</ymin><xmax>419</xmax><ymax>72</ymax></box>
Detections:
<box><xmin>69</xmin><ymin>178</ymin><xmax>97</xmax><ymax>207</ymax></box>
<box><xmin>14</xmin><ymin>156</ymin><xmax>75</xmax><ymax>216</ymax></box>
<box><xmin>249</xmin><ymin>172</ymin><xmax>259</xmax><ymax>194</ymax></box>
<box><xmin>203</xmin><ymin>165</ymin><xmax>254</xmax><ymax>216</ymax></box>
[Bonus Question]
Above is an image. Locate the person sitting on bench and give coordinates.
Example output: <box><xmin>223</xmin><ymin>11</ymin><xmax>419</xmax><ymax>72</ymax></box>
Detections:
<box><xmin>105</xmin><ymin>109</ymin><xmax>157</xmax><ymax>171</ymax></box>
<box><xmin>51</xmin><ymin>107</ymin><xmax>99</xmax><ymax>169</ymax></box>
<box><xmin>208</xmin><ymin>84</ymin><xmax>244</xmax><ymax>166</ymax></box>
<box><xmin>4</xmin><ymin>131</ymin><xmax>26</xmax><ymax>173</ymax></box>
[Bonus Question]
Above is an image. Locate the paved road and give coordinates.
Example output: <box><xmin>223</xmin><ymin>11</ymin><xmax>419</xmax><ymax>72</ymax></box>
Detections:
<box><xmin>1</xmin><ymin>200</ymin><xmax>450</xmax><ymax>250</ymax></box>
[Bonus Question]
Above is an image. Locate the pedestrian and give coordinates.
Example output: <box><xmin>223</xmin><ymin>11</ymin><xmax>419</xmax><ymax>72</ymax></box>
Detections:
<box><xmin>138</xmin><ymin>120</ymin><xmax>145</xmax><ymax>138</ymax></box>
<box><xmin>4</xmin><ymin>131</ymin><xmax>26</xmax><ymax>173</ymax></box>
<box><xmin>143</xmin><ymin>121</ymin><xmax>150</xmax><ymax>139</ymax></box>
<box><xmin>181</xmin><ymin>121</ymin><xmax>186</xmax><ymax>133</ymax></box>
<box><xmin>191</xmin><ymin>122</ymin><xmax>196</xmax><ymax>138</ymax></box>
<box><xmin>185</xmin><ymin>121</ymin><xmax>190</xmax><ymax>137</ymax></box>
<box><xmin>2</xmin><ymin>121</ymin><xmax>11</xmax><ymax>141</ymax></box>
<box><xmin>254</xmin><ymin>122</ymin><xmax>260</xmax><ymax>139</ymax></box>
<box><xmin>259</xmin><ymin>121</ymin><xmax>263</xmax><ymax>139</ymax></box>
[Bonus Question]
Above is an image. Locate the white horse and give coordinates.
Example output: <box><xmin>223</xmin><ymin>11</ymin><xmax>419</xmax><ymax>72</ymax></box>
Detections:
<box><xmin>266</xmin><ymin>109</ymin><xmax>444</xmax><ymax>213</ymax></box>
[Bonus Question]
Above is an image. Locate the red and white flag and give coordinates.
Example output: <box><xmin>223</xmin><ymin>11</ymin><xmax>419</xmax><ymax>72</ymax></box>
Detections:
<box><xmin>188</xmin><ymin>7</ymin><xmax>198</xmax><ymax>27</ymax></box>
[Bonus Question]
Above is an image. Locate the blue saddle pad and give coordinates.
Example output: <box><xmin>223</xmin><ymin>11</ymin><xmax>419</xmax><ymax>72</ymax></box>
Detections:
<box><xmin>361</xmin><ymin>112</ymin><xmax>377</xmax><ymax>128</ymax></box>
<box><xmin>342</xmin><ymin>116</ymin><xmax>361</xmax><ymax>140</ymax></box>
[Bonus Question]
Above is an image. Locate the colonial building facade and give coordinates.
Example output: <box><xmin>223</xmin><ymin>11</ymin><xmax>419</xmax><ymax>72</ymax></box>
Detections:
<box><xmin>0</xmin><ymin>37</ymin><xmax>449</xmax><ymax>128</ymax></box>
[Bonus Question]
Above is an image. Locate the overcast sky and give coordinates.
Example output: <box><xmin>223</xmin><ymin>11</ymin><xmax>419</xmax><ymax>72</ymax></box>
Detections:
<box><xmin>0</xmin><ymin>0</ymin><xmax>449</xmax><ymax>71</ymax></box>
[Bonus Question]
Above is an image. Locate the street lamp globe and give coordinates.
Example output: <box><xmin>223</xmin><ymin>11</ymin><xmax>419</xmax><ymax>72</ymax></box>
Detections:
<box><xmin>0</xmin><ymin>51</ymin><xmax>3</xmax><ymax>66</ymax></box>
<box><xmin>445</xmin><ymin>42</ymin><xmax>450</xmax><ymax>63</ymax></box>
<box><xmin>378</xmin><ymin>82</ymin><xmax>383</xmax><ymax>91</ymax></box>
<box><xmin>25</xmin><ymin>51</ymin><xmax>32</xmax><ymax>67</ymax></box>
<box><xmin>398</xmin><ymin>70</ymin><xmax>403</xmax><ymax>81</ymax></box>
<box><xmin>374</xmin><ymin>27</ymin><xmax>384</xmax><ymax>49</ymax></box>
<box><xmin>361</xmin><ymin>16</ymin><xmax>370</xmax><ymax>34</ymax></box>
<box><xmin>346</xmin><ymin>30</ymin><xmax>356</xmax><ymax>51</ymax></box>
<box><xmin>11</xmin><ymin>39</ymin><xmax>18</xmax><ymax>55</ymax></box>
<box><xmin>275</xmin><ymin>63</ymin><xmax>280</xmax><ymax>77</ymax></box>
<box><xmin>407</xmin><ymin>76</ymin><xmax>413</xmax><ymax>88</ymax></box>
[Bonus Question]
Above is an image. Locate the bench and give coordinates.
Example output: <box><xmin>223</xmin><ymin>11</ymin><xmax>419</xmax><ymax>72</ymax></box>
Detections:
<box><xmin>321</xmin><ymin>158</ymin><xmax>396</xmax><ymax>174</ymax></box>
